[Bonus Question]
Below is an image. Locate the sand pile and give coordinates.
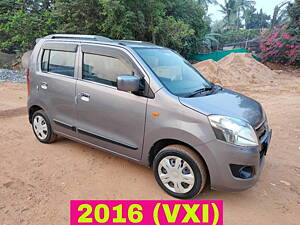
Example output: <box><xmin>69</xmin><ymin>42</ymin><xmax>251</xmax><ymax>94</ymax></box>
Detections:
<box><xmin>193</xmin><ymin>59</ymin><xmax>221</xmax><ymax>84</ymax></box>
<box><xmin>193</xmin><ymin>53</ymin><xmax>278</xmax><ymax>86</ymax></box>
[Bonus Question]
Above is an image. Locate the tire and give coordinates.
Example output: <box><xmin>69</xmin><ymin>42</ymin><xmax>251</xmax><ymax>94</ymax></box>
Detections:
<box><xmin>32</xmin><ymin>110</ymin><xmax>57</xmax><ymax>144</ymax></box>
<box><xmin>153</xmin><ymin>144</ymin><xmax>207</xmax><ymax>199</ymax></box>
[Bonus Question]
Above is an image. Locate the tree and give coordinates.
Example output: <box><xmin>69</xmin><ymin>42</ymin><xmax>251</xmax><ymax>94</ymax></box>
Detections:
<box><xmin>244</xmin><ymin>7</ymin><xmax>270</xmax><ymax>29</ymax></box>
<box><xmin>287</xmin><ymin>0</ymin><xmax>300</xmax><ymax>29</ymax></box>
<box><xmin>0</xmin><ymin>0</ymin><xmax>19</xmax><ymax>14</ymax></box>
<box><xmin>54</xmin><ymin>0</ymin><xmax>100</xmax><ymax>34</ymax></box>
<box><xmin>218</xmin><ymin>0</ymin><xmax>258</xmax><ymax>30</ymax></box>
<box><xmin>237</xmin><ymin>0</ymin><xmax>255</xmax><ymax>14</ymax></box>
<box><xmin>197</xmin><ymin>0</ymin><xmax>217</xmax><ymax>9</ymax></box>
<box><xmin>0</xmin><ymin>0</ymin><xmax>56</xmax><ymax>52</ymax></box>
<box><xmin>270</xmin><ymin>1</ymin><xmax>289</xmax><ymax>28</ymax></box>
<box><xmin>203</xmin><ymin>32</ymin><xmax>221</xmax><ymax>51</ymax></box>
<box><xmin>220</xmin><ymin>29</ymin><xmax>260</xmax><ymax>44</ymax></box>
<box><xmin>54</xmin><ymin>0</ymin><xmax>207</xmax><ymax>56</ymax></box>
<box><xmin>218</xmin><ymin>0</ymin><xmax>239</xmax><ymax>29</ymax></box>
<box><xmin>0</xmin><ymin>0</ymin><xmax>208</xmax><ymax>56</ymax></box>
<box><xmin>236</xmin><ymin>0</ymin><xmax>255</xmax><ymax>28</ymax></box>
<box><xmin>163</xmin><ymin>0</ymin><xmax>208</xmax><ymax>55</ymax></box>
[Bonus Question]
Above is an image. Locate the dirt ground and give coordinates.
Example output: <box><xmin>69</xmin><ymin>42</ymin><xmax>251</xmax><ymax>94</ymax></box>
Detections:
<box><xmin>0</xmin><ymin>69</ymin><xmax>300</xmax><ymax>225</ymax></box>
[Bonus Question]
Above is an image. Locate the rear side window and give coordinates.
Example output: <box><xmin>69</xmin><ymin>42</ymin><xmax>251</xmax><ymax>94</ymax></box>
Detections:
<box><xmin>41</xmin><ymin>50</ymin><xmax>76</xmax><ymax>77</ymax></box>
<box><xmin>83</xmin><ymin>53</ymin><xmax>132</xmax><ymax>86</ymax></box>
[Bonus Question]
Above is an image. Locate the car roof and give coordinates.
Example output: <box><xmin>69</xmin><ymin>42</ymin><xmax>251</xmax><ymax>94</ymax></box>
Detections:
<box><xmin>41</xmin><ymin>34</ymin><xmax>163</xmax><ymax>49</ymax></box>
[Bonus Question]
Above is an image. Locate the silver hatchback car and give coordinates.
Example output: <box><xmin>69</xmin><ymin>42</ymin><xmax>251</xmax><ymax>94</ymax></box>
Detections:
<box><xmin>27</xmin><ymin>34</ymin><xmax>272</xmax><ymax>199</ymax></box>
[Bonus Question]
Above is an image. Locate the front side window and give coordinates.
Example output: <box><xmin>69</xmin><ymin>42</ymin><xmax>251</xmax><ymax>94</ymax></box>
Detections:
<box><xmin>41</xmin><ymin>50</ymin><xmax>76</xmax><ymax>77</ymax></box>
<box><xmin>83</xmin><ymin>53</ymin><xmax>132</xmax><ymax>86</ymax></box>
<box><xmin>134</xmin><ymin>48</ymin><xmax>212</xmax><ymax>97</ymax></box>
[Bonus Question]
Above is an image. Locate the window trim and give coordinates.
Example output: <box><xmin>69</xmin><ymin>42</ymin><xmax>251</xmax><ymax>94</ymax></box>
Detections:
<box><xmin>42</xmin><ymin>42</ymin><xmax>78</xmax><ymax>52</ymax></box>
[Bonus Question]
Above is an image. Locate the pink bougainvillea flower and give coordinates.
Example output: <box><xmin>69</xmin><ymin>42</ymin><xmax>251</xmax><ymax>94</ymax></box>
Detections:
<box><xmin>288</xmin><ymin>48</ymin><xmax>297</xmax><ymax>57</ymax></box>
<box><xmin>282</xmin><ymin>33</ymin><xmax>290</xmax><ymax>39</ymax></box>
<box><xmin>259</xmin><ymin>27</ymin><xmax>299</xmax><ymax>65</ymax></box>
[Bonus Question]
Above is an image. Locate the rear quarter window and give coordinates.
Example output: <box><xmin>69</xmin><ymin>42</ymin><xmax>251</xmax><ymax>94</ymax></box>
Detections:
<box><xmin>41</xmin><ymin>50</ymin><xmax>50</xmax><ymax>72</ymax></box>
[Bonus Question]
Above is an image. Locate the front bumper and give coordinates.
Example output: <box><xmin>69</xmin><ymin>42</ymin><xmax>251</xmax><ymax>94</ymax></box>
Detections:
<box><xmin>202</xmin><ymin>129</ymin><xmax>272</xmax><ymax>192</ymax></box>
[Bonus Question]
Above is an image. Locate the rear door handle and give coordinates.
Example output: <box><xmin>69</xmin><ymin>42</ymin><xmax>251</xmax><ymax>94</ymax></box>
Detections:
<box><xmin>80</xmin><ymin>92</ymin><xmax>90</xmax><ymax>102</ymax></box>
<box><xmin>41</xmin><ymin>82</ymin><xmax>48</xmax><ymax>90</ymax></box>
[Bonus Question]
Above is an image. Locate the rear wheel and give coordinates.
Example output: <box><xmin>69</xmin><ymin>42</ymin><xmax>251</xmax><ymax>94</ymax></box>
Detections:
<box><xmin>32</xmin><ymin>110</ymin><xmax>57</xmax><ymax>143</ymax></box>
<box><xmin>153</xmin><ymin>144</ymin><xmax>207</xmax><ymax>199</ymax></box>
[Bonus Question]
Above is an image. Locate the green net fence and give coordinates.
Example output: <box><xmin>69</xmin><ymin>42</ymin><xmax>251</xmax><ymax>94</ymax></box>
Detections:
<box><xmin>190</xmin><ymin>48</ymin><xmax>260</xmax><ymax>62</ymax></box>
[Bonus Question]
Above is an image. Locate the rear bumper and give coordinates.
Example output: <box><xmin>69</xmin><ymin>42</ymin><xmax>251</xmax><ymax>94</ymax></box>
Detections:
<box><xmin>199</xmin><ymin>129</ymin><xmax>272</xmax><ymax>192</ymax></box>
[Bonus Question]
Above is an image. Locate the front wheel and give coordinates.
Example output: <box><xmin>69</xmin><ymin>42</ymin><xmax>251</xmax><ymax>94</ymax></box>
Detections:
<box><xmin>153</xmin><ymin>145</ymin><xmax>207</xmax><ymax>199</ymax></box>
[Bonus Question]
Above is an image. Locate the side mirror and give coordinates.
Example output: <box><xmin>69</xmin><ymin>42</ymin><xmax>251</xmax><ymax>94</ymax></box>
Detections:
<box><xmin>117</xmin><ymin>75</ymin><xmax>140</xmax><ymax>92</ymax></box>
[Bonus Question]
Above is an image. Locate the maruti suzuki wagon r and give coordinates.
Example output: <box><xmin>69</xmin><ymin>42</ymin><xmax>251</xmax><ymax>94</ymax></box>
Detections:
<box><xmin>27</xmin><ymin>34</ymin><xmax>272</xmax><ymax>199</ymax></box>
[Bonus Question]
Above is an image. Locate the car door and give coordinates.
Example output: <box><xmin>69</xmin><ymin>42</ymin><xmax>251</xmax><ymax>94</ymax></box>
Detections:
<box><xmin>37</xmin><ymin>42</ymin><xmax>78</xmax><ymax>136</ymax></box>
<box><xmin>75</xmin><ymin>44</ymin><xmax>148</xmax><ymax>160</ymax></box>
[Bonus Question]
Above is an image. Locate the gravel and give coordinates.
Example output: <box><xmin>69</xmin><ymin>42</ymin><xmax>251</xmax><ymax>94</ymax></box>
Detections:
<box><xmin>0</xmin><ymin>69</ymin><xmax>26</xmax><ymax>83</ymax></box>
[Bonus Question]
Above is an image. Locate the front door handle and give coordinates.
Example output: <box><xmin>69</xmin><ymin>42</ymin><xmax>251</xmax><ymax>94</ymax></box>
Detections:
<box><xmin>80</xmin><ymin>92</ymin><xmax>90</xmax><ymax>102</ymax></box>
<box><xmin>41</xmin><ymin>82</ymin><xmax>48</xmax><ymax>90</ymax></box>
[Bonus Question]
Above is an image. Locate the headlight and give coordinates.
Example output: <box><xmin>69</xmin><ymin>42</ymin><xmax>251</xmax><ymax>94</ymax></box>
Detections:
<box><xmin>208</xmin><ymin>115</ymin><xmax>258</xmax><ymax>147</ymax></box>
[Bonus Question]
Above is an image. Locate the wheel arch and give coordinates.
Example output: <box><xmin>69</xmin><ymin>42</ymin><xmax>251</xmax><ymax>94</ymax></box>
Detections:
<box><xmin>148</xmin><ymin>138</ymin><xmax>211</xmax><ymax>188</ymax></box>
<box><xmin>28</xmin><ymin>105</ymin><xmax>44</xmax><ymax>123</ymax></box>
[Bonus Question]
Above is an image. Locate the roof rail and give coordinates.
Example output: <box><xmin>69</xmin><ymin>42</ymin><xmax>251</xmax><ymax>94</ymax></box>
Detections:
<box><xmin>117</xmin><ymin>40</ymin><xmax>155</xmax><ymax>45</ymax></box>
<box><xmin>43</xmin><ymin>34</ymin><xmax>113</xmax><ymax>42</ymax></box>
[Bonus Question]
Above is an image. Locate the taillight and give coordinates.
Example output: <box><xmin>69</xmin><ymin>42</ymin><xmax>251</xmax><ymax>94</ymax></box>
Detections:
<box><xmin>26</xmin><ymin>68</ymin><xmax>30</xmax><ymax>96</ymax></box>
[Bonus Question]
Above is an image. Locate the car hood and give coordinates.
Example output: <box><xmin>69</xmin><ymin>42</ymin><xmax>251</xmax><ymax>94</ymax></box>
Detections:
<box><xmin>179</xmin><ymin>88</ymin><xmax>264</xmax><ymax>128</ymax></box>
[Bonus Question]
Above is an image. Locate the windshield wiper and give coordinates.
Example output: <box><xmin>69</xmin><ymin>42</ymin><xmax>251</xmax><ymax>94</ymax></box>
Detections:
<box><xmin>186</xmin><ymin>86</ymin><xmax>214</xmax><ymax>98</ymax></box>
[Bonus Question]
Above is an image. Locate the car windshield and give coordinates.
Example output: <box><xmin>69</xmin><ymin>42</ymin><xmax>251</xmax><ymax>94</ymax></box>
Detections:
<box><xmin>134</xmin><ymin>48</ymin><xmax>212</xmax><ymax>97</ymax></box>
